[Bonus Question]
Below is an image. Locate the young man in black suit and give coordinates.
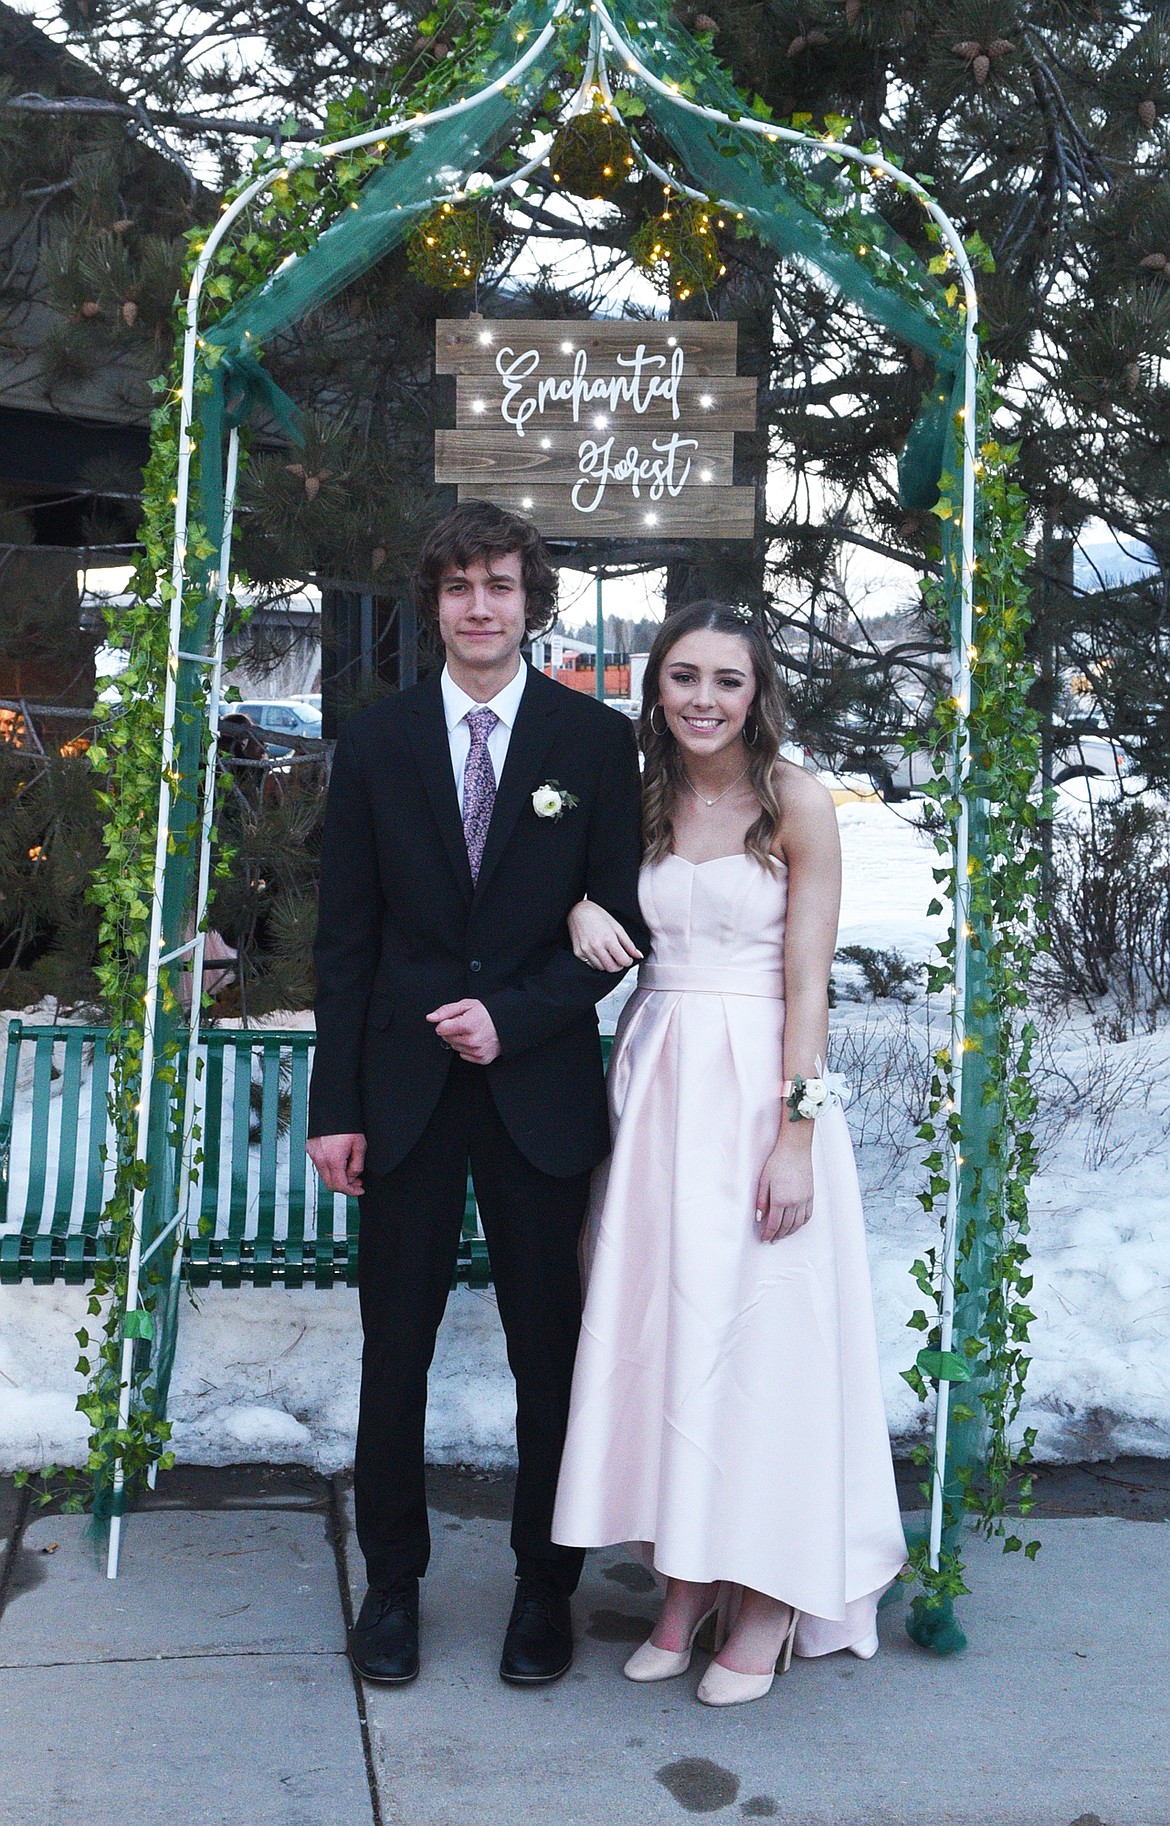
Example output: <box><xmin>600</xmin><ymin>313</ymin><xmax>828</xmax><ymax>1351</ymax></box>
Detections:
<box><xmin>308</xmin><ymin>501</ymin><xmax>648</xmax><ymax>1686</ymax></box>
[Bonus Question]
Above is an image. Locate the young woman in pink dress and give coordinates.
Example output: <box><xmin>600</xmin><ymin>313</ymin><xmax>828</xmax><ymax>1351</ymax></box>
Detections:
<box><xmin>551</xmin><ymin>602</ymin><xmax>906</xmax><ymax>1707</ymax></box>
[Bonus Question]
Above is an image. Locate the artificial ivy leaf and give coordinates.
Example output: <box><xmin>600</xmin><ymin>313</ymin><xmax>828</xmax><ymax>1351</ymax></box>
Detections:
<box><xmin>123</xmin><ymin>1309</ymin><xmax>154</xmax><ymax>1340</ymax></box>
<box><xmin>915</xmin><ymin>1348</ymin><xmax>972</xmax><ymax>1383</ymax></box>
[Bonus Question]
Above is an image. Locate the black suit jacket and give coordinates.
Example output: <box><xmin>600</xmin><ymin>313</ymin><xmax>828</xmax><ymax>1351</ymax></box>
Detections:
<box><xmin>308</xmin><ymin>664</ymin><xmax>649</xmax><ymax>1179</ymax></box>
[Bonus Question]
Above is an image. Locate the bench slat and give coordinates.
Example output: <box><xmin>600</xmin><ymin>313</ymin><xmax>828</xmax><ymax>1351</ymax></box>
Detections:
<box><xmin>227</xmin><ymin>1035</ymin><xmax>252</xmax><ymax>1242</ymax></box>
<box><xmin>22</xmin><ymin>1035</ymin><xmax>56</xmax><ymax>1238</ymax></box>
<box><xmin>51</xmin><ymin>1034</ymin><xmax>85</xmax><ymax>1235</ymax></box>
<box><xmin>254</xmin><ymin>1038</ymin><xmax>282</xmax><ymax>1288</ymax></box>
<box><xmin>285</xmin><ymin>1045</ymin><xmax>310</xmax><ymax>1290</ymax></box>
<box><xmin>199</xmin><ymin>1040</ymin><xmax>225</xmax><ymax>1242</ymax></box>
<box><xmin>82</xmin><ymin>1035</ymin><xmax>112</xmax><ymax>1231</ymax></box>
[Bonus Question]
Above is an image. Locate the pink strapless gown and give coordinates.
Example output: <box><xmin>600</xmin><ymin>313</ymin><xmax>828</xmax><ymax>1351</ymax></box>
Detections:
<box><xmin>552</xmin><ymin>852</ymin><xmax>906</xmax><ymax>1657</ymax></box>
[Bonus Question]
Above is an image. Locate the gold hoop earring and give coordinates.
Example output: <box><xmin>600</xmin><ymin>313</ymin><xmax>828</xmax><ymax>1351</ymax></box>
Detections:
<box><xmin>744</xmin><ymin>715</ymin><xmax>759</xmax><ymax>746</ymax></box>
<box><xmin>649</xmin><ymin>704</ymin><xmax>668</xmax><ymax>737</ymax></box>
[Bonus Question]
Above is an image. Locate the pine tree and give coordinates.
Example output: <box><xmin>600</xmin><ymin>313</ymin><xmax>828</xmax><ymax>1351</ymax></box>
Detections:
<box><xmin>7</xmin><ymin>0</ymin><xmax>1168</xmax><ymax>785</ymax></box>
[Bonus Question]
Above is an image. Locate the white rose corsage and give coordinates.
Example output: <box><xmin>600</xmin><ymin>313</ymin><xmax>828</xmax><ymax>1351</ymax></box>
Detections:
<box><xmin>531</xmin><ymin>780</ymin><xmax>579</xmax><ymax>821</ymax></box>
<box><xmin>784</xmin><ymin>1072</ymin><xmax>851</xmax><ymax>1121</ymax></box>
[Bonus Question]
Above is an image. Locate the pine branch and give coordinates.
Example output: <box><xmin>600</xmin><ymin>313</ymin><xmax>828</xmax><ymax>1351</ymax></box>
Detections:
<box><xmin>5</xmin><ymin>92</ymin><xmax>322</xmax><ymax>144</ymax></box>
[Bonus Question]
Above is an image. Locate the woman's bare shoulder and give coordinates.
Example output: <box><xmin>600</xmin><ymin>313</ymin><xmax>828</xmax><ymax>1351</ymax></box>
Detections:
<box><xmin>774</xmin><ymin>757</ymin><xmax>836</xmax><ymax>820</ymax></box>
<box><xmin>771</xmin><ymin>758</ymin><xmax>839</xmax><ymax>863</ymax></box>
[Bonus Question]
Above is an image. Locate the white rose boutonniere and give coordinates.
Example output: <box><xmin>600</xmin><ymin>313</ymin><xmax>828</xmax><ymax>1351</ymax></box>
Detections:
<box><xmin>531</xmin><ymin>780</ymin><xmax>579</xmax><ymax>821</ymax></box>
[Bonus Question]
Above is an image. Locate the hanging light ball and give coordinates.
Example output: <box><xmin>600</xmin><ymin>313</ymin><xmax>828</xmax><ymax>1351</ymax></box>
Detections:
<box><xmin>549</xmin><ymin>107</ymin><xmax>636</xmax><ymax>200</ymax></box>
<box><xmin>629</xmin><ymin>197</ymin><xmax>725</xmax><ymax>301</ymax></box>
<box><xmin>406</xmin><ymin>203</ymin><xmax>496</xmax><ymax>290</ymax></box>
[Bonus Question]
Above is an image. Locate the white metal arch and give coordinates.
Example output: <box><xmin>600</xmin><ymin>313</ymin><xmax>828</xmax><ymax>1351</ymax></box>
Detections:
<box><xmin>110</xmin><ymin>0</ymin><xmax>978</xmax><ymax>1583</ymax></box>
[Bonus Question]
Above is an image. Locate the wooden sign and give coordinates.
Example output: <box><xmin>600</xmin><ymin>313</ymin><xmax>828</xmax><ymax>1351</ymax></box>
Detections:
<box><xmin>434</xmin><ymin>317</ymin><xmax>756</xmax><ymax>541</ymax></box>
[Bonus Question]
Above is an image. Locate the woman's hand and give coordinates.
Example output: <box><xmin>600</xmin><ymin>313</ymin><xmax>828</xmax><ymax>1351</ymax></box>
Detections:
<box><xmin>754</xmin><ymin>1145</ymin><xmax>814</xmax><ymax>1242</ymax></box>
<box><xmin>568</xmin><ymin>899</ymin><xmax>644</xmax><ymax>972</ymax></box>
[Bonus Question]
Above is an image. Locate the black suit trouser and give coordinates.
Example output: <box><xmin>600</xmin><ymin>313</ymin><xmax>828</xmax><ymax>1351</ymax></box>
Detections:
<box><xmin>354</xmin><ymin>1057</ymin><xmax>591</xmax><ymax>1596</ymax></box>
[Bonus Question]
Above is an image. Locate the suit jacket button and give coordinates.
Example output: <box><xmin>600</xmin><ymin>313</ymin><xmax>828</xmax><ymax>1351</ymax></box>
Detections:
<box><xmin>469</xmin><ymin>959</ymin><xmax>481</xmax><ymax>972</ymax></box>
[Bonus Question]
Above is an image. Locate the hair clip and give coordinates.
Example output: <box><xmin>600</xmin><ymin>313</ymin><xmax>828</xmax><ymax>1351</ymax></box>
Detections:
<box><xmin>732</xmin><ymin>605</ymin><xmax>754</xmax><ymax>623</ymax></box>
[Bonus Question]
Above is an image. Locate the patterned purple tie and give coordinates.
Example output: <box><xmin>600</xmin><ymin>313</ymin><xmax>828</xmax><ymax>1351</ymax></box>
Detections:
<box><xmin>461</xmin><ymin>706</ymin><xmax>499</xmax><ymax>881</ymax></box>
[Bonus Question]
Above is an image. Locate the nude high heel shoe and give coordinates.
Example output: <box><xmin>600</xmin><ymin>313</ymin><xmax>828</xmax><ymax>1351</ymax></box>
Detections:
<box><xmin>623</xmin><ymin>1603</ymin><xmax>720</xmax><ymax>1682</ymax></box>
<box><xmin>696</xmin><ymin>1608</ymin><xmax>799</xmax><ymax>1707</ymax></box>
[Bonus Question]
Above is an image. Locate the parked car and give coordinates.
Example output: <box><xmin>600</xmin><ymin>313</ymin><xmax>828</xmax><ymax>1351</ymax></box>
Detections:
<box><xmin>234</xmin><ymin>698</ymin><xmax>323</xmax><ymax>758</ymax></box>
<box><xmin>1051</xmin><ymin>730</ymin><xmax>1129</xmax><ymax>784</ymax></box>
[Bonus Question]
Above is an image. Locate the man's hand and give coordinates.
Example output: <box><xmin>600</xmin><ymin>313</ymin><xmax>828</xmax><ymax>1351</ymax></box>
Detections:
<box><xmin>426</xmin><ymin>998</ymin><xmax>501</xmax><ymax>1064</ymax></box>
<box><xmin>307</xmin><ymin>1132</ymin><xmax>366</xmax><ymax>1197</ymax></box>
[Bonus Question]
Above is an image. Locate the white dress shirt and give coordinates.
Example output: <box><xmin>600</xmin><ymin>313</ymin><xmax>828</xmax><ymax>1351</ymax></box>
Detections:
<box><xmin>440</xmin><ymin>659</ymin><xmax>529</xmax><ymax>813</ymax></box>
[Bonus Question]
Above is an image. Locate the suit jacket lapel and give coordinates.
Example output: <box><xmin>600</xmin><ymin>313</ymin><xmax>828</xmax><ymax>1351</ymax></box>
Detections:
<box><xmin>473</xmin><ymin>665</ymin><xmax>560</xmax><ymax>902</ymax></box>
<box><xmin>409</xmin><ymin>671</ymin><xmax>474</xmax><ymax>901</ymax></box>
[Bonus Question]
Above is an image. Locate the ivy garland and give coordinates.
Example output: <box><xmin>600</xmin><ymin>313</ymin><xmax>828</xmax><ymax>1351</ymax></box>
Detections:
<box><xmin>51</xmin><ymin>110</ymin><xmax>418</xmax><ymax>1515</ymax></box>
<box><xmin>902</xmin><ymin>370</ymin><xmax>1045</xmax><ymax>1635</ymax></box>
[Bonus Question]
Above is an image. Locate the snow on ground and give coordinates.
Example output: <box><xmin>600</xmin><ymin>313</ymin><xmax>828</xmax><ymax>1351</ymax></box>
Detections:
<box><xmin>2</xmin><ymin>800</ymin><xmax>1168</xmax><ymax>1472</ymax></box>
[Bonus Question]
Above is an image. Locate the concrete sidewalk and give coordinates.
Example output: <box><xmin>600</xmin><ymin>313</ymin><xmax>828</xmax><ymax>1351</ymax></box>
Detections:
<box><xmin>1</xmin><ymin>1463</ymin><xmax>1167</xmax><ymax>1826</ymax></box>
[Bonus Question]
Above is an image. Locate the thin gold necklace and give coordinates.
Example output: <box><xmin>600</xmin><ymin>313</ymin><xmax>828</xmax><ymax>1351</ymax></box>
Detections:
<box><xmin>682</xmin><ymin>762</ymin><xmax>751</xmax><ymax>807</ymax></box>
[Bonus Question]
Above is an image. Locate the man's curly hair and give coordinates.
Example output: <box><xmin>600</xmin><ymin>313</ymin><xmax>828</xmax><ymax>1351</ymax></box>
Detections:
<box><xmin>412</xmin><ymin>500</ymin><xmax>559</xmax><ymax>639</ymax></box>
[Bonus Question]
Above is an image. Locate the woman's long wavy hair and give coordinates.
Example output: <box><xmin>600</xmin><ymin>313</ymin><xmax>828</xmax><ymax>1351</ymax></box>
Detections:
<box><xmin>640</xmin><ymin>603</ymin><xmax>790</xmax><ymax>871</ymax></box>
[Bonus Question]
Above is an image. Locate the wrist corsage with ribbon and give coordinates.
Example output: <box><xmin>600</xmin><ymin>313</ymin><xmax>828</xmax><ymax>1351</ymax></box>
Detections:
<box><xmin>783</xmin><ymin>1072</ymin><xmax>851</xmax><ymax>1121</ymax></box>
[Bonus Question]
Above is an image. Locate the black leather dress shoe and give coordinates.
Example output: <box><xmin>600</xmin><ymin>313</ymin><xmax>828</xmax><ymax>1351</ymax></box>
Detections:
<box><xmin>499</xmin><ymin>1579</ymin><xmax>574</xmax><ymax>1684</ymax></box>
<box><xmin>349</xmin><ymin>1578</ymin><xmax>420</xmax><ymax>1684</ymax></box>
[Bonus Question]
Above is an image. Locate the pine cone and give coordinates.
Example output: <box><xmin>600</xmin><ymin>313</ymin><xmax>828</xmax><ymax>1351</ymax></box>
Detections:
<box><xmin>283</xmin><ymin>462</ymin><xmax>332</xmax><ymax>501</ymax></box>
<box><xmin>1139</xmin><ymin>252</ymin><xmax>1168</xmax><ymax>270</ymax></box>
<box><xmin>80</xmin><ymin>300</ymin><xmax>100</xmax><ymax>318</ymax></box>
<box><xmin>786</xmin><ymin>33</ymin><xmax>806</xmax><ymax>56</ymax></box>
<box><xmin>111</xmin><ymin>218</ymin><xmax>133</xmax><ymax>235</ymax></box>
<box><xmin>121</xmin><ymin>300</ymin><xmax>138</xmax><ymax>327</ymax></box>
<box><xmin>807</xmin><ymin>28</ymin><xmax>828</xmax><ymax>45</ymax></box>
<box><xmin>1123</xmin><ymin>362</ymin><xmax>1141</xmax><ymax>393</ymax></box>
<box><xmin>952</xmin><ymin>40</ymin><xmax>981</xmax><ymax>58</ymax></box>
<box><xmin>845</xmin><ymin>0</ymin><xmax>862</xmax><ymax>23</ymax></box>
<box><xmin>694</xmin><ymin>13</ymin><xmax>718</xmax><ymax>30</ymax></box>
<box><xmin>973</xmin><ymin>54</ymin><xmax>991</xmax><ymax>85</ymax></box>
<box><xmin>987</xmin><ymin>39</ymin><xmax>1014</xmax><ymax>58</ymax></box>
<box><xmin>1138</xmin><ymin>99</ymin><xmax>1157</xmax><ymax>130</ymax></box>
<box><xmin>371</xmin><ymin>547</ymin><xmax>387</xmax><ymax>571</ymax></box>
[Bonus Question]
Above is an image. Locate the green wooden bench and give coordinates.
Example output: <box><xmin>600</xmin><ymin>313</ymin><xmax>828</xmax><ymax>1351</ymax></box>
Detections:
<box><xmin>0</xmin><ymin>1021</ymin><xmax>489</xmax><ymax>1289</ymax></box>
